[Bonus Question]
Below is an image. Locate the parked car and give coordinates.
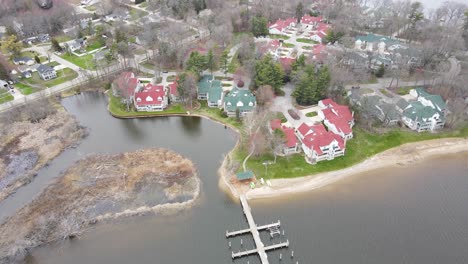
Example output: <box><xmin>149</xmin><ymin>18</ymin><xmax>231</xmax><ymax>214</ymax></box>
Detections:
<box><xmin>288</xmin><ymin>109</ymin><xmax>300</xmax><ymax>120</ymax></box>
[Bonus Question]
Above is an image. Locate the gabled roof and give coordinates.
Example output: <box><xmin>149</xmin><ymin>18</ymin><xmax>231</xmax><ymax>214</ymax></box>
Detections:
<box><xmin>303</xmin><ymin>130</ymin><xmax>345</xmax><ymax>155</ymax></box>
<box><xmin>236</xmin><ymin>170</ymin><xmax>254</xmax><ymax>181</ymax></box>
<box><xmin>224</xmin><ymin>87</ymin><xmax>256</xmax><ymax>112</ymax></box>
<box><xmin>134</xmin><ymin>84</ymin><xmax>165</xmax><ymax>106</ymax></box>
<box><xmin>355</xmin><ymin>33</ymin><xmax>400</xmax><ymax>45</ymax></box>
<box><xmin>403</xmin><ymin>101</ymin><xmax>441</xmax><ymax>121</ymax></box>
<box><xmin>198</xmin><ymin>74</ymin><xmax>214</xmax><ymax>94</ymax></box>
<box><xmin>269</xmin><ymin>17</ymin><xmax>296</xmax><ymax>32</ymax></box>
<box><xmin>300</xmin><ymin>15</ymin><xmax>322</xmax><ymax>25</ymax></box>
<box><xmin>13</xmin><ymin>57</ymin><xmax>33</xmax><ymax>63</ymax></box>
<box><xmin>283</xmin><ymin>127</ymin><xmax>297</xmax><ymax>148</ymax></box>
<box><xmin>168</xmin><ymin>79</ymin><xmax>179</xmax><ymax>97</ymax></box>
<box><xmin>37</xmin><ymin>64</ymin><xmax>55</xmax><ymax>75</ymax></box>
<box><xmin>396</xmin><ymin>99</ymin><xmax>409</xmax><ymax>110</ymax></box>
<box><xmin>207</xmin><ymin>83</ymin><xmax>223</xmax><ymax>103</ymax></box>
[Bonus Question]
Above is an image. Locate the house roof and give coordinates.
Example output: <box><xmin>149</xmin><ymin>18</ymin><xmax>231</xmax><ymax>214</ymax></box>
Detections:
<box><xmin>13</xmin><ymin>57</ymin><xmax>33</xmax><ymax>63</ymax></box>
<box><xmin>283</xmin><ymin>127</ymin><xmax>297</xmax><ymax>148</ymax></box>
<box><xmin>168</xmin><ymin>79</ymin><xmax>179</xmax><ymax>97</ymax></box>
<box><xmin>134</xmin><ymin>84</ymin><xmax>165</xmax><ymax>106</ymax></box>
<box><xmin>269</xmin><ymin>17</ymin><xmax>296</xmax><ymax>32</ymax></box>
<box><xmin>379</xmin><ymin>102</ymin><xmax>400</xmax><ymax>120</ymax></box>
<box><xmin>303</xmin><ymin>130</ymin><xmax>345</xmax><ymax>155</ymax></box>
<box><xmin>300</xmin><ymin>15</ymin><xmax>322</xmax><ymax>25</ymax></box>
<box><xmin>198</xmin><ymin>74</ymin><xmax>214</xmax><ymax>94</ymax></box>
<box><xmin>207</xmin><ymin>83</ymin><xmax>223</xmax><ymax>103</ymax></box>
<box><xmin>396</xmin><ymin>98</ymin><xmax>409</xmax><ymax>110</ymax></box>
<box><xmin>355</xmin><ymin>33</ymin><xmax>400</xmax><ymax>45</ymax></box>
<box><xmin>224</xmin><ymin>87</ymin><xmax>256</xmax><ymax>112</ymax></box>
<box><xmin>279</xmin><ymin>57</ymin><xmax>295</xmax><ymax>68</ymax></box>
<box><xmin>403</xmin><ymin>101</ymin><xmax>442</xmax><ymax>121</ymax></box>
<box><xmin>116</xmin><ymin>72</ymin><xmax>138</xmax><ymax>97</ymax></box>
<box><xmin>414</xmin><ymin>87</ymin><xmax>446</xmax><ymax>111</ymax></box>
<box><xmin>320</xmin><ymin>98</ymin><xmax>353</xmax><ymax>135</ymax></box>
<box><xmin>37</xmin><ymin>64</ymin><xmax>55</xmax><ymax>75</ymax></box>
<box><xmin>236</xmin><ymin>170</ymin><xmax>254</xmax><ymax>181</ymax></box>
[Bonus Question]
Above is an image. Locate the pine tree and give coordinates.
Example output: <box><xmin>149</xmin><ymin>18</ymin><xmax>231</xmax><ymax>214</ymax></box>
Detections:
<box><xmin>296</xmin><ymin>2</ymin><xmax>304</xmax><ymax>24</ymax></box>
<box><xmin>206</xmin><ymin>49</ymin><xmax>215</xmax><ymax>74</ymax></box>
<box><xmin>51</xmin><ymin>38</ymin><xmax>63</xmax><ymax>52</ymax></box>
<box><xmin>251</xmin><ymin>15</ymin><xmax>268</xmax><ymax>37</ymax></box>
<box><xmin>220</xmin><ymin>50</ymin><xmax>230</xmax><ymax>75</ymax></box>
<box><xmin>254</xmin><ymin>54</ymin><xmax>284</xmax><ymax>94</ymax></box>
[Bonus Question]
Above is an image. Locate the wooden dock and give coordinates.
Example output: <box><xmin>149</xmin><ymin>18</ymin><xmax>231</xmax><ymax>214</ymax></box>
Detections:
<box><xmin>227</xmin><ymin>195</ymin><xmax>289</xmax><ymax>264</ymax></box>
<box><xmin>226</xmin><ymin>221</ymin><xmax>281</xmax><ymax>237</ymax></box>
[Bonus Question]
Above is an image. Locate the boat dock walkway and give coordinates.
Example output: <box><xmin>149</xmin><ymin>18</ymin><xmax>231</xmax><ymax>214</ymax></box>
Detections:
<box><xmin>226</xmin><ymin>195</ymin><xmax>290</xmax><ymax>264</ymax></box>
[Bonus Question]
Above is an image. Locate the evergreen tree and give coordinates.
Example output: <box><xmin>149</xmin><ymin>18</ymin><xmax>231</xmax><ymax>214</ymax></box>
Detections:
<box><xmin>34</xmin><ymin>55</ymin><xmax>40</xmax><ymax>64</ymax></box>
<box><xmin>206</xmin><ymin>49</ymin><xmax>215</xmax><ymax>74</ymax></box>
<box><xmin>291</xmin><ymin>54</ymin><xmax>306</xmax><ymax>72</ymax></box>
<box><xmin>0</xmin><ymin>63</ymin><xmax>9</xmax><ymax>80</ymax></box>
<box><xmin>375</xmin><ymin>64</ymin><xmax>385</xmax><ymax>77</ymax></box>
<box><xmin>186</xmin><ymin>51</ymin><xmax>206</xmax><ymax>77</ymax></box>
<box><xmin>293</xmin><ymin>65</ymin><xmax>330</xmax><ymax>105</ymax></box>
<box><xmin>51</xmin><ymin>38</ymin><xmax>63</xmax><ymax>52</ymax></box>
<box><xmin>462</xmin><ymin>11</ymin><xmax>468</xmax><ymax>48</ymax></box>
<box><xmin>251</xmin><ymin>15</ymin><xmax>268</xmax><ymax>37</ymax></box>
<box><xmin>254</xmin><ymin>54</ymin><xmax>284</xmax><ymax>94</ymax></box>
<box><xmin>193</xmin><ymin>0</ymin><xmax>206</xmax><ymax>14</ymax></box>
<box><xmin>220</xmin><ymin>50</ymin><xmax>230</xmax><ymax>75</ymax></box>
<box><xmin>323</xmin><ymin>30</ymin><xmax>344</xmax><ymax>44</ymax></box>
<box><xmin>296</xmin><ymin>2</ymin><xmax>304</xmax><ymax>24</ymax></box>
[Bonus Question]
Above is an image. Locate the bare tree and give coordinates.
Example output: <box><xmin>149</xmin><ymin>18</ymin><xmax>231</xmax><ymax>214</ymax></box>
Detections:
<box><xmin>256</xmin><ymin>85</ymin><xmax>275</xmax><ymax>107</ymax></box>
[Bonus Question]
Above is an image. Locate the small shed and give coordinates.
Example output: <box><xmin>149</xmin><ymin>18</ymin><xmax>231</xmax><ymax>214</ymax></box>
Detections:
<box><xmin>236</xmin><ymin>171</ymin><xmax>254</xmax><ymax>181</ymax></box>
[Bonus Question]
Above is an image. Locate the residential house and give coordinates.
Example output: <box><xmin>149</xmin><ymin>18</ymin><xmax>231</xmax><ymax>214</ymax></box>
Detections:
<box><xmin>207</xmin><ymin>84</ymin><xmax>223</xmax><ymax>108</ymax></box>
<box><xmin>318</xmin><ymin>98</ymin><xmax>354</xmax><ymax>140</ymax></box>
<box><xmin>13</xmin><ymin>57</ymin><xmax>35</xmax><ymax>66</ymax></box>
<box><xmin>22</xmin><ymin>71</ymin><xmax>32</xmax><ymax>79</ymax></box>
<box><xmin>268</xmin><ymin>18</ymin><xmax>296</xmax><ymax>35</ymax></box>
<box><xmin>402</xmin><ymin>101</ymin><xmax>445</xmax><ymax>132</ymax></box>
<box><xmin>223</xmin><ymin>87</ymin><xmax>256</xmax><ymax>117</ymax></box>
<box><xmin>66</xmin><ymin>38</ymin><xmax>87</xmax><ymax>52</ymax></box>
<box><xmin>269</xmin><ymin>119</ymin><xmax>300</xmax><ymax>155</ymax></box>
<box><xmin>396</xmin><ymin>98</ymin><xmax>409</xmax><ymax>113</ymax></box>
<box><xmin>296</xmin><ymin>122</ymin><xmax>346</xmax><ymax>164</ymax></box>
<box><xmin>113</xmin><ymin>72</ymin><xmax>141</xmax><ymax>103</ymax></box>
<box><xmin>36</xmin><ymin>64</ymin><xmax>57</xmax><ymax>80</ymax></box>
<box><xmin>401</xmin><ymin>87</ymin><xmax>447</xmax><ymax>132</ymax></box>
<box><xmin>133</xmin><ymin>84</ymin><xmax>168</xmax><ymax>111</ymax></box>
<box><xmin>168</xmin><ymin>81</ymin><xmax>180</xmax><ymax>103</ymax></box>
<box><xmin>375</xmin><ymin>102</ymin><xmax>400</xmax><ymax>125</ymax></box>
<box><xmin>300</xmin><ymin>15</ymin><xmax>323</xmax><ymax>28</ymax></box>
<box><xmin>197</xmin><ymin>74</ymin><xmax>223</xmax><ymax>107</ymax></box>
<box><xmin>354</xmin><ymin>33</ymin><xmax>399</xmax><ymax>53</ymax></box>
<box><xmin>197</xmin><ymin>74</ymin><xmax>214</xmax><ymax>100</ymax></box>
<box><xmin>410</xmin><ymin>87</ymin><xmax>447</xmax><ymax>115</ymax></box>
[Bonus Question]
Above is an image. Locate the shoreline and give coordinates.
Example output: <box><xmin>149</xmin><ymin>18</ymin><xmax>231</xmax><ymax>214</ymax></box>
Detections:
<box><xmin>242</xmin><ymin>137</ymin><xmax>468</xmax><ymax>200</ymax></box>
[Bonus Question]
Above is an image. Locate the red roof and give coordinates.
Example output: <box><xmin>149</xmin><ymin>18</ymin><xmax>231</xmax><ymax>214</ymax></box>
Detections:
<box><xmin>168</xmin><ymin>77</ymin><xmax>179</xmax><ymax>97</ymax></box>
<box><xmin>134</xmin><ymin>84</ymin><xmax>165</xmax><ymax>106</ymax></box>
<box><xmin>270</xmin><ymin>119</ymin><xmax>282</xmax><ymax>131</ymax></box>
<box><xmin>317</xmin><ymin>23</ymin><xmax>329</xmax><ymax>32</ymax></box>
<box><xmin>320</xmin><ymin>98</ymin><xmax>353</xmax><ymax>135</ymax></box>
<box><xmin>269</xmin><ymin>18</ymin><xmax>296</xmax><ymax>32</ymax></box>
<box><xmin>298</xmin><ymin>123</ymin><xmax>311</xmax><ymax>137</ymax></box>
<box><xmin>300</xmin><ymin>15</ymin><xmax>322</xmax><ymax>25</ymax></box>
<box><xmin>283</xmin><ymin>127</ymin><xmax>297</xmax><ymax>148</ymax></box>
<box><xmin>303</xmin><ymin>131</ymin><xmax>344</xmax><ymax>155</ymax></box>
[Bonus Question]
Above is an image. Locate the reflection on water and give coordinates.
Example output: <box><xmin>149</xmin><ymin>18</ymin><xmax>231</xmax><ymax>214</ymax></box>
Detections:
<box><xmin>6</xmin><ymin>92</ymin><xmax>468</xmax><ymax>264</ymax></box>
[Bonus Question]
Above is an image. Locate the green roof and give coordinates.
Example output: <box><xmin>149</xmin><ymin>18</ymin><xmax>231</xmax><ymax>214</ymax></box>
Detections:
<box><xmin>355</xmin><ymin>33</ymin><xmax>399</xmax><ymax>45</ymax></box>
<box><xmin>224</xmin><ymin>87</ymin><xmax>256</xmax><ymax>112</ymax></box>
<box><xmin>403</xmin><ymin>101</ymin><xmax>441</xmax><ymax>121</ymax></box>
<box><xmin>396</xmin><ymin>99</ymin><xmax>409</xmax><ymax>110</ymax></box>
<box><xmin>198</xmin><ymin>74</ymin><xmax>214</xmax><ymax>94</ymax></box>
<box><xmin>379</xmin><ymin>102</ymin><xmax>400</xmax><ymax>120</ymax></box>
<box><xmin>414</xmin><ymin>87</ymin><xmax>446</xmax><ymax>111</ymax></box>
<box><xmin>207</xmin><ymin>82</ymin><xmax>223</xmax><ymax>103</ymax></box>
<box><xmin>236</xmin><ymin>171</ymin><xmax>254</xmax><ymax>181</ymax></box>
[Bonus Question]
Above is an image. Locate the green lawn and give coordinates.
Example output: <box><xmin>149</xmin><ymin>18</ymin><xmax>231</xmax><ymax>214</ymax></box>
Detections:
<box><xmin>379</xmin><ymin>88</ymin><xmax>393</xmax><ymax>98</ymax></box>
<box><xmin>108</xmin><ymin>93</ymin><xmax>187</xmax><ymax>117</ymax></box>
<box><xmin>61</xmin><ymin>53</ymin><xmax>96</xmax><ymax>69</ymax></box>
<box><xmin>301</xmin><ymin>45</ymin><xmax>313</xmax><ymax>50</ymax></box>
<box><xmin>19</xmin><ymin>51</ymin><xmax>40</xmax><ymax>59</ymax></box>
<box><xmin>140</xmin><ymin>61</ymin><xmax>154</xmax><ymax>70</ymax></box>
<box><xmin>235</xmin><ymin>127</ymin><xmax>468</xmax><ymax>180</ymax></box>
<box><xmin>396</xmin><ymin>86</ymin><xmax>414</xmax><ymax>95</ymax></box>
<box><xmin>84</xmin><ymin>5</ymin><xmax>97</xmax><ymax>12</ymax></box>
<box><xmin>54</xmin><ymin>35</ymin><xmax>73</xmax><ymax>43</ymax></box>
<box><xmin>86</xmin><ymin>40</ymin><xmax>104</xmax><ymax>52</ymax></box>
<box><xmin>305</xmin><ymin>112</ymin><xmax>318</xmax><ymax>117</ymax></box>
<box><xmin>0</xmin><ymin>90</ymin><xmax>14</xmax><ymax>104</ymax></box>
<box><xmin>167</xmin><ymin>75</ymin><xmax>176</xmax><ymax>82</ymax></box>
<box><xmin>15</xmin><ymin>83</ymin><xmax>39</xmax><ymax>95</ymax></box>
<box><xmin>129</xmin><ymin>8</ymin><xmax>149</xmax><ymax>21</ymax></box>
<box><xmin>268</xmin><ymin>34</ymin><xmax>290</xmax><ymax>40</ymax></box>
<box><xmin>360</xmin><ymin>88</ymin><xmax>374</xmax><ymax>94</ymax></box>
<box><xmin>297</xmin><ymin>38</ymin><xmax>319</xmax><ymax>44</ymax></box>
<box><xmin>276</xmin><ymin>112</ymin><xmax>287</xmax><ymax>123</ymax></box>
<box><xmin>23</xmin><ymin>68</ymin><xmax>78</xmax><ymax>88</ymax></box>
<box><xmin>138</xmin><ymin>2</ymin><xmax>148</xmax><ymax>8</ymax></box>
<box><xmin>46</xmin><ymin>61</ymin><xmax>60</xmax><ymax>67</ymax></box>
<box><xmin>228</xmin><ymin>52</ymin><xmax>240</xmax><ymax>74</ymax></box>
<box><xmin>282</xmin><ymin>42</ymin><xmax>295</xmax><ymax>48</ymax></box>
<box><xmin>194</xmin><ymin>101</ymin><xmax>242</xmax><ymax>129</ymax></box>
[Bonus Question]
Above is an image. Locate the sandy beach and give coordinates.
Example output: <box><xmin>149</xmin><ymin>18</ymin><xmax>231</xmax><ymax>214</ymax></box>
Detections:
<box><xmin>229</xmin><ymin>137</ymin><xmax>468</xmax><ymax>200</ymax></box>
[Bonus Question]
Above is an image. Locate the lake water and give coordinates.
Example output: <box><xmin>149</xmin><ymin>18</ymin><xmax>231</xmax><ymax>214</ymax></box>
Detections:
<box><xmin>1</xmin><ymin>92</ymin><xmax>467</xmax><ymax>264</ymax></box>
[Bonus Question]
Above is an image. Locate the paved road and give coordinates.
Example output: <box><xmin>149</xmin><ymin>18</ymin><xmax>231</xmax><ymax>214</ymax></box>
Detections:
<box><xmin>270</xmin><ymin>83</ymin><xmax>309</xmax><ymax>128</ymax></box>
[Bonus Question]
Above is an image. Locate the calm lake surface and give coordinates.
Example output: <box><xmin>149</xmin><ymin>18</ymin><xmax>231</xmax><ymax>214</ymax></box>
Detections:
<box><xmin>2</xmin><ymin>92</ymin><xmax>467</xmax><ymax>264</ymax></box>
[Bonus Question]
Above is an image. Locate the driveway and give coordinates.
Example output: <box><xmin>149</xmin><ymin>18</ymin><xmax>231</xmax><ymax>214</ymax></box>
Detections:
<box><xmin>270</xmin><ymin>83</ymin><xmax>310</xmax><ymax>129</ymax></box>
